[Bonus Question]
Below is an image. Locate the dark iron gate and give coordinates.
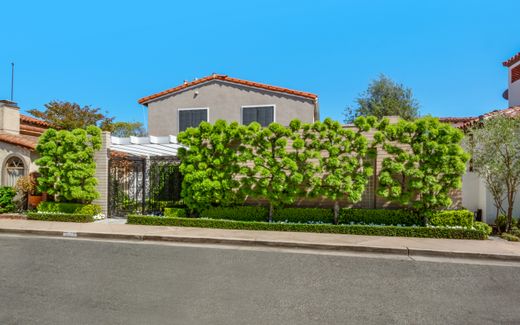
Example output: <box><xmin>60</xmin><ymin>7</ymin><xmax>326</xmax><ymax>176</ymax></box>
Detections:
<box><xmin>108</xmin><ymin>156</ymin><xmax>182</xmax><ymax>217</ymax></box>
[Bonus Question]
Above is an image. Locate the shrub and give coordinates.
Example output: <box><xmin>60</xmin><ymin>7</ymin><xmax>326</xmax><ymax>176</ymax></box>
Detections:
<box><xmin>272</xmin><ymin>208</ymin><xmax>334</xmax><ymax>224</ymax></box>
<box><xmin>200</xmin><ymin>206</ymin><xmax>269</xmax><ymax>222</ymax></box>
<box><xmin>0</xmin><ymin>187</ymin><xmax>16</xmax><ymax>213</ymax></box>
<box><xmin>164</xmin><ymin>208</ymin><xmax>187</xmax><ymax>218</ymax></box>
<box><xmin>37</xmin><ymin>202</ymin><xmax>101</xmax><ymax>216</ymax></box>
<box><xmin>339</xmin><ymin>208</ymin><xmax>422</xmax><ymax>226</ymax></box>
<box><xmin>127</xmin><ymin>215</ymin><xmax>490</xmax><ymax>240</ymax></box>
<box><xmin>473</xmin><ymin>221</ymin><xmax>492</xmax><ymax>236</ymax></box>
<box><xmin>427</xmin><ymin>210</ymin><xmax>474</xmax><ymax>228</ymax></box>
<box><xmin>27</xmin><ymin>212</ymin><xmax>94</xmax><ymax>222</ymax></box>
<box><xmin>500</xmin><ymin>233</ymin><xmax>519</xmax><ymax>242</ymax></box>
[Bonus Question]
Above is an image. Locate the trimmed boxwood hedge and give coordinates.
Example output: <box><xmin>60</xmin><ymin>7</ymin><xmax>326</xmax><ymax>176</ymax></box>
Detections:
<box><xmin>164</xmin><ymin>208</ymin><xmax>187</xmax><ymax>218</ymax></box>
<box><xmin>339</xmin><ymin>208</ymin><xmax>423</xmax><ymax>226</ymax></box>
<box><xmin>272</xmin><ymin>208</ymin><xmax>334</xmax><ymax>223</ymax></box>
<box><xmin>427</xmin><ymin>210</ymin><xmax>474</xmax><ymax>228</ymax></box>
<box><xmin>200</xmin><ymin>206</ymin><xmax>269</xmax><ymax>222</ymax></box>
<box><xmin>37</xmin><ymin>202</ymin><xmax>101</xmax><ymax>216</ymax></box>
<box><xmin>27</xmin><ymin>212</ymin><xmax>94</xmax><ymax>223</ymax></box>
<box><xmin>127</xmin><ymin>215</ymin><xmax>490</xmax><ymax>240</ymax></box>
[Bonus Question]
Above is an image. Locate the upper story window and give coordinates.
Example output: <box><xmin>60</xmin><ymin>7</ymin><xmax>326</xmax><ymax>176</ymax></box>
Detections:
<box><xmin>178</xmin><ymin>108</ymin><xmax>208</xmax><ymax>132</ymax></box>
<box><xmin>513</xmin><ymin>65</ymin><xmax>520</xmax><ymax>84</ymax></box>
<box><xmin>242</xmin><ymin>105</ymin><xmax>275</xmax><ymax>127</ymax></box>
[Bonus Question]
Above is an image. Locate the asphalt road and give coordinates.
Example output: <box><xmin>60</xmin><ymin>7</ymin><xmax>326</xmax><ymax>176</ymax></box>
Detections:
<box><xmin>0</xmin><ymin>234</ymin><xmax>519</xmax><ymax>325</ymax></box>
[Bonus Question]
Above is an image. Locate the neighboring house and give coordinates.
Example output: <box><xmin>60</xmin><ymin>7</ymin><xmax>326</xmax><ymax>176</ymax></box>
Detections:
<box><xmin>440</xmin><ymin>52</ymin><xmax>520</xmax><ymax>223</ymax></box>
<box><xmin>0</xmin><ymin>100</ymin><xmax>51</xmax><ymax>187</ymax></box>
<box><xmin>138</xmin><ymin>74</ymin><xmax>319</xmax><ymax>136</ymax></box>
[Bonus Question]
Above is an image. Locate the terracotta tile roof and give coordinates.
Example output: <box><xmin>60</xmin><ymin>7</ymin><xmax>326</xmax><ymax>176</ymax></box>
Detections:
<box><xmin>460</xmin><ymin>106</ymin><xmax>520</xmax><ymax>129</ymax></box>
<box><xmin>438</xmin><ymin>116</ymin><xmax>478</xmax><ymax>128</ymax></box>
<box><xmin>20</xmin><ymin>114</ymin><xmax>52</xmax><ymax>127</ymax></box>
<box><xmin>138</xmin><ymin>74</ymin><xmax>318</xmax><ymax>105</ymax></box>
<box><xmin>20</xmin><ymin>124</ymin><xmax>48</xmax><ymax>137</ymax></box>
<box><xmin>0</xmin><ymin>133</ymin><xmax>39</xmax><ymax>150</ymax></box>
<box><xmin>503</xmin><ymin>52</ymin><xmax>520</xmax><ymax>67</ymax></box>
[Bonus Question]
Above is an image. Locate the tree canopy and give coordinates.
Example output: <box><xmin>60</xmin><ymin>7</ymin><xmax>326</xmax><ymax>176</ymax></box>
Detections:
<box><xmin>28</xmin><ymin>101</ymin><xmax>113</xmax><ymax>130</ymax></box>
<box><xmin>345</xmin><ymin>75</ymin><xmax>419</xmax><ymax>122</ymax></box>
<box><xmin>104</xmin><ymin>121</ymin><xmax>147</xmax><ymax>137</ymax></box>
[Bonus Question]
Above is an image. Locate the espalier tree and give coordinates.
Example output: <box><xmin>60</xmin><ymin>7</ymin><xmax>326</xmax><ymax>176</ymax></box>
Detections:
<box><xmin>36</xmin><ymin>126</ymin><xmax>102</xmax><ymax>203</ymax></box>
<box><xmin>241</xmin><ymin>122</ymin><xmax>303</xmax><ymax>221</ymax></box>
<box><xmin>177</xmin><ymin>120</ymin><xmax>249</xmax><ymax>212</ymax></box>
<box><xmin>308</xmin><ymin>117</ymin><xmax>379</xmax><ymax>224</ymax></box>
<box><xmin>377</xmin><ymin>117</ymin><xmax>469</xmax><ymax>213</ymax></box>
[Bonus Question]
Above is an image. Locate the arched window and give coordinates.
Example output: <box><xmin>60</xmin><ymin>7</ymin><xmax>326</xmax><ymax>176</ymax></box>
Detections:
<box><xmin>4</xmin><ymin>156</ymin><xmax>25</xmax><ymax>187</ymax></box>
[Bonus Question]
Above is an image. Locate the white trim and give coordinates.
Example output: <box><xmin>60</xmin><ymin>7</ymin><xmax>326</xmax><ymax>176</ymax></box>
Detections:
<box><xmin>240</xmin><ymin>104</ymin><xmax>276</xmax><ymax>126</ymax></box>
<box><xmin>139</xmin><ymin>79</ymin><xmax>317</xmax><ymax>105</ymax></box>
<box><xmin>177</xmin><ymin>107</ymin><xmax>209</xmax><ymax>133</ymax></box>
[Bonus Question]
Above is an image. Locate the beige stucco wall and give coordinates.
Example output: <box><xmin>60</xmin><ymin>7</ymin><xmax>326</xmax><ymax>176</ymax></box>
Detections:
<box><xmin>147</xmin><ymin>80</ymin><xmax>316</xmax><ymax>136</ymax></box>
<box><xmin>0</xmin><ymin>142</ymin><xmax>38</xmax><ymax>186</ymax></box>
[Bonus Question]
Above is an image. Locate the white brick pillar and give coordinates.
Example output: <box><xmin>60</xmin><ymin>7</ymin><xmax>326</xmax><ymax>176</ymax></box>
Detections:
<box><xmin>93</xmin><ymin>131</ymin><xmax>110</xmax><ymax>215</ymax></box>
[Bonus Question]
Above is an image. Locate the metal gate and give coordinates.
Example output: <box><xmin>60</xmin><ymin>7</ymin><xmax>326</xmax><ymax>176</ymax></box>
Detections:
<box><xmin>108</xmin><ymin>156</ymin><xmax>182</xmax><ymax>217</ymax></box>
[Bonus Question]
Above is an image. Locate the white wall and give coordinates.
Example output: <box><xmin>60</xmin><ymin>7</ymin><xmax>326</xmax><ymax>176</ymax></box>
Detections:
<box><xmin>508</xmin><ymin>61</ymin><xmax>520</xmax><ymax>107</ymax></box>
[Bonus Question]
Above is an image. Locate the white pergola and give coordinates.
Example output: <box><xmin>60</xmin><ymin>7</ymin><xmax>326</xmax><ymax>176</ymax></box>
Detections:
<box><xmin>110</xmin><ymin>135</ymin><xmax>184</xmax><ymax>157</ymax></box>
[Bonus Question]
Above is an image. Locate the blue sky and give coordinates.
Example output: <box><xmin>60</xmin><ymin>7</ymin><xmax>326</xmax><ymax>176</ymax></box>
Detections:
<box><xmin>1</xmin><ymin>0</ymin><xmax>519</xmax><ymax>128</ymax></box>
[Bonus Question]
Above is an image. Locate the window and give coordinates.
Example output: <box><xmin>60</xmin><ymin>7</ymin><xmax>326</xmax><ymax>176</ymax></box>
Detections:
<box><xmin>512</xmin><ymin>65</ymin><xmax>520</xmax><ymax>84</ymax></box>
<box><xmin>242</xmin><ymin>105</ymin><xmax>275</xmax><ymax>127</ymax></box>
<box><xmin>4</xmin><ymin>156</ymin><xmax>25</xmax><ymax>187</ymax></box>
<box><xmin>178</xmin><ymin>108</ymin><xmax>208</xmax><ymax>132</ymax></box>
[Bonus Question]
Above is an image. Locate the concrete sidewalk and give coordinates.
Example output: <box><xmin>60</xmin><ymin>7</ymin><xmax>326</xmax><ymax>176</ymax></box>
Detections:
<box><xmin>0</xmin><ymin>219</ymin><xmax>519</xmax><ymax>262</ymax></box>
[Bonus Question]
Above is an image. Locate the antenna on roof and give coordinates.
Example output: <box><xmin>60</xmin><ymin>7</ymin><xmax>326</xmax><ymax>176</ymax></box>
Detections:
<box><xmin>10</xmin><ymin>62</ymin><xmax>14</xmax><ymax>101</ymax></box>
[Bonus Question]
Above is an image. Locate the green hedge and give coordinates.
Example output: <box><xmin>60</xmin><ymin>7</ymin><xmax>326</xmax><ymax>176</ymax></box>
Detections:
<box><xmin>272</xmin><ymin>208</ymin><xmax>334</xmax><ymax>223</ymax></box>
<box><xmin>37</xmin><ymin>202</ymin><xmax>101</xmax><ymax>216</ymax></box>
<box><xmin>127</xmin><ymin>215</ymin><xmax>490</xmax><ymax>240</ymax></box>
<box><xmin>427</xmin><ymin>210</ymin><xmax>474</xmax><ymax>228</ymax></box>
<box><xmin>339</xmin><ymin>208</ymin><xmax>422</xmax><ymax>226</ymax></box>
<box><xmin>200</xmin><ymin>206</ymin><xmax>269</xmax><ymax>222</ymax></box>
<box><xmin>27</xmin><ymin>212</ymin><xmax>94</xmax><ymax>223</ymax></box>
<box><xmin>164</xmin><ymin>207</ymin><xmax>187</xmax><ymax>218</ymax></box>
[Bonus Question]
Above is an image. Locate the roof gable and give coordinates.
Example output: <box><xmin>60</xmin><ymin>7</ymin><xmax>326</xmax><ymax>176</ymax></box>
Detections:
<box><xmin>138</xmin><ymin>74</ymin><xmax>318</xmax><ymax>105</ymax></box>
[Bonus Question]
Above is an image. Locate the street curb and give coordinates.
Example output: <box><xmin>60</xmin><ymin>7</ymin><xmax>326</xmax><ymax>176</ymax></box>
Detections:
<box><xmin>1</xmin><ymin>227</ymin><xmax>520</xmax><ymax>262</ymax></box>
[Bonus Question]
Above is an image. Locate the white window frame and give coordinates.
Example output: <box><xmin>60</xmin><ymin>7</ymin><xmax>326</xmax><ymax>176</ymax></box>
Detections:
<box><xmin>240</xmin><ymin>104</ymin><xmax>276</xmax><ymax>126</ymax></box>
<box><xmin>177</xmin><ymin>107</ymin><xmax>210</xmax><ymax>132</ymax></box>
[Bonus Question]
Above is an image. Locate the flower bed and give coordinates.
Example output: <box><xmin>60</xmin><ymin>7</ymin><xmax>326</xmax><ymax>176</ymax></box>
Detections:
<box><xmin>127</xmin><ymin>215</ymin><xmax>491</xmax><ymax>240</ymax></box>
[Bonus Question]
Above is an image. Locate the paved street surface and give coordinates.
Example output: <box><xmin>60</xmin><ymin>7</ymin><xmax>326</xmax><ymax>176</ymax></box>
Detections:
<box><xmin>0</xmin><ymin>234</ymin><xmax>519</xmax><ymax>325</ymax></box>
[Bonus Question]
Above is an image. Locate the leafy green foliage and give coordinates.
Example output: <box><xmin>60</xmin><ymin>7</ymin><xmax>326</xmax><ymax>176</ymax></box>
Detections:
<box><xmin>177</xmin><ymin>120</ymin><xmax>249</xmax><ymax>211</ymax></box>
<box><xmin>36</xmin><ymin>126</ymin><xmax>102</xmax><ymax>203</ymax></box>
<box><xmin>463</xmin><ymin>115</ymin><xmax>520</xmax><ymax>232</ymax></box>
<box><xmin>307</xmin><ymin>117</ymin><xmax>378</xmax><ymax>223</ymax></box>
<box><xmin>500</xmin><ymin>233</ymin><xmax>519</xmax><ymax>242</ymax></box>
<box><xmin>127</xmin><ymin>215</ymin><xmax>490</xmax><ymax>239</ymax></box>
<box><xmin>105</xmin><ymin>121</ymin><xmax>147</xmax><ymax>137</ymax></box>
<box><xmin>426</xmin><ymin>210</ymin><xmax>474</xmax><ymax>228</ymax></box>
<box><xmin>241</xmin><ymin>122</ymin><xmax>303</xmax><ymax>220</ymax></box>
<box><xmin>345</xmin><ymin>74</ymin><xmax>419</xmax><ymax>122</ymax></box>
<box><xmin>377</xmin><ymin>117</ymin><xmax>469</xmax><ymax>211</ymax></box>
<box><xmin>339</xmin><ymin>208</ymin><xmax>422</xmax><ymax>226</ymax></box>
<box><xmin>27</xmin><ymin>212</ymin><xmax>94</xmax><ymax>222</ymax></box>
<box><xmin>37</xmin><ymin>202</ymin><xmax>101</xmax><ymax>215</ymax></box>
<box><xmin>0</xmin><ymin>187</ymin><xmax>16</xmax><ymax>213</ymax></box>
<box><xmin>164</xmin><ymin>207</ymin><xmax>187</xmax><ymax>218</ymax></box>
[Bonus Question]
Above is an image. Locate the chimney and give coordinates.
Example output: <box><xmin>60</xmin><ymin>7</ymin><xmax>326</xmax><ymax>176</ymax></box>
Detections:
<box><xmin>0</xmin><ymin>100</ymin><xmax>20</xmax><ymax>135</ymax></box>
<box><xmin>503</xmin><ymin>52</ymin><xmax>520</xmax><ymax>107</ymax></box>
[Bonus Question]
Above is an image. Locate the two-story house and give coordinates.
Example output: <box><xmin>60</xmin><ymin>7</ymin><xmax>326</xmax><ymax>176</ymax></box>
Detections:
<box><xmin>138</xmin><ymin>74</ymin><xmax>319</xmax><ymax>136</ymax></box>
